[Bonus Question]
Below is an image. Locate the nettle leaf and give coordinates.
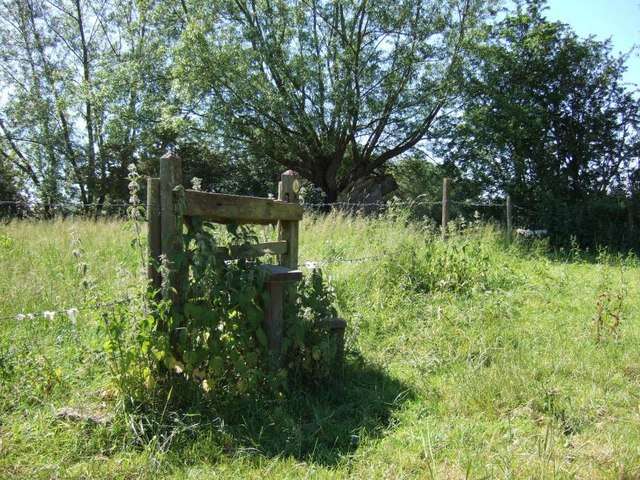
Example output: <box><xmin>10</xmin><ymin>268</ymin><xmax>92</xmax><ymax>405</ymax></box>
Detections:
<box><xmin>185</xmin><ymin>302</ymin><xmax>215</xmax><ymax>324</ymax></box>
<box><xmin>246</xmin><ymin>305</ymin><xmax>262</xmax><ymax>329</ymax></box>
<box><xmin>210</xmin><ymin>356</ymin><xmax>224</xmax><ymax>376</ymax></box>
<box><xmin>256</xmin><ymin>328</ymin><xmax>268</xmax><ymax>348</ymax></box>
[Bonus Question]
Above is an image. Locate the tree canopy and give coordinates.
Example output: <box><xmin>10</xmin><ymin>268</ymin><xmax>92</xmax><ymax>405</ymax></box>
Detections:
<box><xmin>1</xmin><ymin>0</ymin><xmax>639</xmax><ymax>249</ymax></box>
<box><xmin>442</xmin><ymin>1</ymin><xmax>640</xmax><ymax>203</ymax></box>
<box><xmin>173</xmin><ymin>0</ymin><xmax>494</xmax><ymax>201</ymax></box>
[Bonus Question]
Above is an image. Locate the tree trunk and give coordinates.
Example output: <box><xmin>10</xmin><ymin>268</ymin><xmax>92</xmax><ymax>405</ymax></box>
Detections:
<box><xmin>74</xmin><ymin>0</ymin><xmax>97</xmax><ymax>206</ymax></box>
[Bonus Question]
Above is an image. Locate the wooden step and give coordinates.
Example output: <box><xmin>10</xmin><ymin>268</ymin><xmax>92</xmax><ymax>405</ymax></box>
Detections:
<box><xmin>258</xmin><ymin>264</ymin><xmax>303</xmax><ymax>283</ymax></box>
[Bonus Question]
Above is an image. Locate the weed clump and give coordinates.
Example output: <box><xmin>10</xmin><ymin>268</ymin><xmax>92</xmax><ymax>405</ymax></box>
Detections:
<box><xmin>379</xmin><ymin>226</ymin><xmax>516</xmax><ymax>295</ymax></box>
<box><xmin>101</xmin><ymin>222</ymin><xmax>343</xmax><ymax>410</ymax></box>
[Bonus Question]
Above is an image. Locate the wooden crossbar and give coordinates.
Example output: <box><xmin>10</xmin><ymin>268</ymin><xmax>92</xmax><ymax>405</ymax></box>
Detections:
<box><xmin>184</xmin><ymin>190</ymin><xmax>303</xmax><ymax>224</ymax></box>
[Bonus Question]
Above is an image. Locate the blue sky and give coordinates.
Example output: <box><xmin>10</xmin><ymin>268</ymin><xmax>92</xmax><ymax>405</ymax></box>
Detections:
<box><xmin>545</xmin><ymin>0</ymin><xmax>639</xmax><ymax>86</ymax></box>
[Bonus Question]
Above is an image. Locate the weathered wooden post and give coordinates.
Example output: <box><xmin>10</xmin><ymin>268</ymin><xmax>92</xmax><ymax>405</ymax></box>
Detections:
<box><xmin>146</xmin><ymin>177</ymin><xmax>161</xmax><ymax>294</ymax></box>
<box><xmin>278</xmin><ymin>170</ymin><xmax>300</xmax><ymax>269</ymax></box>
<box><xmin>258</xmin><ymin>170</ymin><xmax>301</xmax><ymax>362</ymax></box>
<box><xmin>506</xmin><ymin>194</ymin><xmax>513</xmax><ymax>244</ymax></box>
<box><xmin>442</xmin><ymin>177</ymin><xmax>450</xmax><ymax>239</ymax></box>
<box><xmin>159</xmin><ymin>150</ymin><xmax>185</xmax><ymax>305</ymax></box>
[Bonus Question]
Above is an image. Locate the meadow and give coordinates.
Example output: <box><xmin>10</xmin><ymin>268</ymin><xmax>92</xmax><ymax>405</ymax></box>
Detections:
<box><xmin>1</xmin><ymin>213</ymin><xmax>639</xmax><ymax>479</ymax></box>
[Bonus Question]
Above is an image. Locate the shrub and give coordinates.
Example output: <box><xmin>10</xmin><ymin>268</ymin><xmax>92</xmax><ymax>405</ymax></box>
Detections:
<box><xmin>101</xmin><ymin>221</ymin><xmax>342</xmax><ymax>407</ymax></box>
<box><xmin>380</xmin><ymin>225</ymin><xmax>515</xmax><ymax>295</ymax></box>
<box><xmin>284</xmin><ymin>268</ymin><xmax>341</xmax><ymax>383</ymax></box>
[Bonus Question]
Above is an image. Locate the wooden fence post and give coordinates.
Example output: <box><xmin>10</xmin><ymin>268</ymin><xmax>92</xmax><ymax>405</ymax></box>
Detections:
<box><xmin>264</xmin><ymin>170</ymin><xmax>299</xmax><ymax>360</ymax></box>
<box><xmin>278</xmin><ymin>170</ymin><xmax>300</xmax><ymax>269</ymax></box>
<box><xmin>159</xmin><ymin>150</ymin><xmax>185</xmax><ymax>305</ymax></box>
<box><xmin>442</xmin><ymin>177</ymin><xmax>450</xmax><ymax>239</ymax></box>
<box><xmin>147</xmin><ymin>177</ymin><xmax>161</xmax><ymax>295</ymax></box>
<box><xmin>506</xmin><ymin>194</ymin><xmax>513</xmax><ymax>244</ymax></box>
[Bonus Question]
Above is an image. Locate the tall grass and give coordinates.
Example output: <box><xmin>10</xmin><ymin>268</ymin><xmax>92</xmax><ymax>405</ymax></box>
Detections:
<box><xmin>1</xmin><ymin>213</ymin><xmax>639</xmax><ymax>478</ymax></box>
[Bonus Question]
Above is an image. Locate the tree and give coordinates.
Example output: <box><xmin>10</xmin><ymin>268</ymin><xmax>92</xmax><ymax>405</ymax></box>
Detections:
<box><xmin>0</xmin><ymin>0</ymin><xmax>180</xmax><ymax>207</ymax></box>
<box><xmin>0</xmin><ymin>153</ymin><xmax>26</xmax><ymax>217</ymax></box>
<box><xmin>173</xmin><ymin>0</ymin><xmax>495</xmax><ymax>201</ymax></box>
<box><xmin>442</xmin><ymin>0</ymin><xmax>640</xmax><ymax>207</ymax></box>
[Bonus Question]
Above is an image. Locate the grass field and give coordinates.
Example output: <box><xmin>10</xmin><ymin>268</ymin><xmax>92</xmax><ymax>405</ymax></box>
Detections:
<box><xmin>1</xmin><ymin>214</ymin><xmax>639</xmax><ymax>479</ymax></box>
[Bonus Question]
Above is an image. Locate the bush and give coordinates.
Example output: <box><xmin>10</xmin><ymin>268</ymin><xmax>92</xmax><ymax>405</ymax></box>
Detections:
<box><xmin>101</xmin><ymin>222</ymin><xmax>342</xmax><ymax>407</ymax></box>
<box><xmin>379</xmin><ymin>224</ymin><xmax>515</xmax><ymax>295</ymax></box>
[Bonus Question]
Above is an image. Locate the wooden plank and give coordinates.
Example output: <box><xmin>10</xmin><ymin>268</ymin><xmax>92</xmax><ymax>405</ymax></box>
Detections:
<box><xmin>183</xmin><ymin>190</ymin><xmax>303</xmax><ymax>224</ymax></box>
<box><xmin>146</xmin><ymin>177</ymin><xmax>161</xmax><ymax>295</ymax></box>
<box><xmin>216</xmin><ymin>241</ymin><xmax>288</xmax><ymax>260</ymax></box>
<box><xmin>259</xmin><ymin>264</ymin><xmax>303</xmax><ymax>282</ymax></box>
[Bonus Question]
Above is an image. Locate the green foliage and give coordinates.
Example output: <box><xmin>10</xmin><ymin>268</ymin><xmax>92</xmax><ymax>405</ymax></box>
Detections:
<box><xmin>439</xmin><ymin>0</ymin><xmax>640</xmax><ymax>248</ymax></box>
<box><xmin>284</xmin><ymin>268</ymin><xmax>340</xmax><ymax>382</ymax></box>
<box><xmin>591</xmin><ymin>249</ymin><xmax>629</xmax><ymax>343</ymax></box>
<box><xmin>380</xmin><ymin>223</ymin><xmax>515</xmax><ymax>295</ymax></box>
<box><xmin>172</xmin><ymin>0</ymin><xmax>495</xmax><ymax>201</ymax></box>
<box><xmin>100</xmin><ymin>298</ymin><xmax>170</xmax><ymax>405</ymax></box>
<box><xmin>100</xmin><ymin>220</ymin><xmax>343</xmax><ymax>406</ymax></box>
<box><xmin>0</xmin><ymin>156</ymin><xmax>24</xmax><ymax>215</ymax></box>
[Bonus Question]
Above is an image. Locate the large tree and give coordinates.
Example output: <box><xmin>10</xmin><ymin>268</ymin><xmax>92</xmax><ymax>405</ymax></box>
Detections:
<box><xmin>0</xmin><ymin>0</ymin><xmax>179</xmax><ymax>207</ymax></box>
<box><xmin>441</xmin><ymin>0</ymin><xmax>640</xmax><ymax>206</ymax></box>
<box><xmin>173</xmin><ymin>0</ymin><xmax>494</xmax><ymax>201</ymax></box>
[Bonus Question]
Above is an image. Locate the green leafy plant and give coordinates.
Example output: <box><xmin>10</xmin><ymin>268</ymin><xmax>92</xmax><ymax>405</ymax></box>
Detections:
<box><xmin>381</xmin><ymin>230</ymin><xmax>515</xmax><ymax>296</ymax></box>
<box><xmin>284</xmin><ymin>267</ymin><xmax>341</xmax><ymax>383</ymax></box>
<box><xmin>102</xmin><ymin>217</ymin><xmax>343</xmax><ymax>406</ymax></box>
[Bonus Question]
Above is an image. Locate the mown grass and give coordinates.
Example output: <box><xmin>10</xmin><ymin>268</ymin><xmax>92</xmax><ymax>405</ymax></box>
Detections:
<box><xmin>1</xmin><ymin>214</ymin><xmax>639</xmax><ymax>479</ymax></box>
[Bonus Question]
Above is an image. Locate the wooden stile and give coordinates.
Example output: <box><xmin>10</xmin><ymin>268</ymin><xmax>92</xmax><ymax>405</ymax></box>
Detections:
<box><xmin>148</xmin><ymin>155</ymin><xmax>306</xmax><ymax>365</ymax></box>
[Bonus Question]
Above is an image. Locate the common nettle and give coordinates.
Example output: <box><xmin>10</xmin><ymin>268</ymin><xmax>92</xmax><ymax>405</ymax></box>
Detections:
<box><xmin>127</xmin><ymin>163</ymin><xmax>146</xmax><ymax>274</ymax></box>
<box><xmin>98</xmin><ymin>178</ymin><xmax>340</xmax><ymax>405</ymax></box>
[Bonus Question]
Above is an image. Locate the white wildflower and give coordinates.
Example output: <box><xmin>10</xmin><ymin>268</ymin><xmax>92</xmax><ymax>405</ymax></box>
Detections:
<box><xmin>15</xmin><ymin>314</ymin><xmax>26</xmax><ymax>321</ymax></box>
<box><xmin>43</xmin><ymin>311</ymin><xmax>56</xmax><ymax>321</ymax></box>
<box><xmin>159</xmin><ymin>254</ymin><xmax>171</xmax><ymax>298</ymax></box>
<box><xmin>127</xmin><ymin>163</ymin><xmax>143</xmax><ymax>221</ymax></box>
<box><xmin>191</xmin><ymin>177</ymin><xmax>203</xmax><ymax>191</ymax></box>
<box><xmin>27</xmin><ymin>314</ymin><xmax>35</xmax><ymax>320</ymax></box>
<box><xmin>66</xmin><ymin>308</ymin><xmax>79</xmax><ymax>325</ymax></box>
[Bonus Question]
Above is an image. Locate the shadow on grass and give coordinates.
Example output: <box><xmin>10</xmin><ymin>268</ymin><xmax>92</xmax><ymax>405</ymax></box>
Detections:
<box><xmin>507</xmin><ymin>237</ymin><xmax>639</xmax><ymax>267</ymax></box>
<box><xmin>138</xmin><ymin>352</ymin><xmax>412</xmax><ymax>468</ymax></box>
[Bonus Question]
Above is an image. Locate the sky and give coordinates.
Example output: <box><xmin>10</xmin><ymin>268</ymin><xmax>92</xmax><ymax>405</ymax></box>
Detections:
<box><xmin>545</xmin><ymin>0</ymin><xmax>640</xmax><ymax>87</ymax></box>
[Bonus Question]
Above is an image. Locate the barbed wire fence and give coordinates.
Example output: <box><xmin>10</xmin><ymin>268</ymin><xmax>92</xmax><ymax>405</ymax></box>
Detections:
<box><xmin>0</xmin><ymin>199</ymin><xmax>130</xmax><ymax>218</ymax></box>
<box><xmin>1</xmin><ymin>177</ymin><xmax>531</xmax><ymax>323</ymax></box>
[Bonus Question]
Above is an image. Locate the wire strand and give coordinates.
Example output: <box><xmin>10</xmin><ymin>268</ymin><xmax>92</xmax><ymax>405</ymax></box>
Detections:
<box><xmin>0</xmin><ymin>298</ymin><xmax>132</xmax><ymax>322</ymax></box>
